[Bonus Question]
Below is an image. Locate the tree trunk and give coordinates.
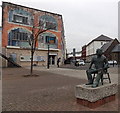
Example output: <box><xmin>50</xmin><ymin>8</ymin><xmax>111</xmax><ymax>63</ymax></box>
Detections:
<box><xmin>30</xmin><ymin>41</ymin><xmax>34</xmax><ymax>76</ymax></box>
<box><xmin>30</xmin><ymin>51</ymin><xmax>34</xmax><ymax>75</ymax></box>
<box><xmin>47</xmin><ymin>44</ymin><xmax>50</xmax><ymax>69</ymax></box>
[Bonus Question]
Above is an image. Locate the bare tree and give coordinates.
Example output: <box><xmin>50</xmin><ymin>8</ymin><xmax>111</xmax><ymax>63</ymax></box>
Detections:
<box><xmin>28</xmin><ymin>19</ymin><xmax>55</xmax><ymax>76</ymax></box>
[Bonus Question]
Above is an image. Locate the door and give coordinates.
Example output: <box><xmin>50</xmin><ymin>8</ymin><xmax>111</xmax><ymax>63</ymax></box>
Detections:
<box><xmin>49</xmin><ymin>55</ymin><xmax>55</xmax><ymax>65</ymax></box>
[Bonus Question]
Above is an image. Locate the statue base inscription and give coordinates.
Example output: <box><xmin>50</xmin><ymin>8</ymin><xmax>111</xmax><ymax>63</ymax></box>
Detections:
<box><xmin>75</xmin><ymin>83</ymin><xmax>117</xmax><ymax>109</ymax></box>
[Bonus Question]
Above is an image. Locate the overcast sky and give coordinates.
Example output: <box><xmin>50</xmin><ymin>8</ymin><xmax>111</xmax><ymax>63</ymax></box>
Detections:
<box><xmin>0</xmin><ymin>0</ymin><xmax>119</xmax><ymax>52</ymax></box>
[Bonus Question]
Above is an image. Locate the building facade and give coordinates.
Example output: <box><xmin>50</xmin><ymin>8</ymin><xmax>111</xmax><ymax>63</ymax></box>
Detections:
<box><xmin>112</xmin><ymin>44</ymin><xmax>120</xmax><ymax>65</ymax></box>
<box><xmin>81</xmin><ymin>45</ymin><xmax>86</xmax><ymax>61</ymax></box>
<box><xmin>101</xmin><ymin>39</ymin><xmax>119</xmax><ymax>61</ymax></box>
<box><xmin>86</xmin><ymin>35</ymin><xmax>113</xmax><ymax>61</ymax></box>
<box><xmin>2</xmin><ymin>2</ymin><xmax>66</xmax><ymax>67</ymax></box>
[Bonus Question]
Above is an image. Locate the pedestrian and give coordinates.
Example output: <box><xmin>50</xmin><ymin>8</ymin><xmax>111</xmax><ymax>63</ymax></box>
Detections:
<box><xmin>113</xmin><ymin>60</ymin><xmax>114</xmax><ymax>67</ymax></box>
<box><xmin>57</xmin><ymin>58</ymin><xmax>61</xmax><ymax>68</ymax></box>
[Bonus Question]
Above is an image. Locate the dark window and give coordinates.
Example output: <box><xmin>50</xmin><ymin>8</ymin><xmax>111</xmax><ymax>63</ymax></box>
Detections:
<box><xmin>23</xmin><ymin>17</ymin><xmax>28</xmax><ymax>24</ymax></box>
<box><xmin>8</xmin><ymin>30</ymin><xmax>29</xmax><ymax>47</ymax></box>
<box><xmin>13</xmin><ymin>15</ymin><xmax>28</xmax><ymax>25</ymax></box>
<box><xmin>101</xmin><ymin>42</ymin><xmax>103</xmax><ymax>45</ymax></box>
<box><xmin>11</xmin><ymin>32</ymin><xmax>28</xmax><ymax>41</ymax></box>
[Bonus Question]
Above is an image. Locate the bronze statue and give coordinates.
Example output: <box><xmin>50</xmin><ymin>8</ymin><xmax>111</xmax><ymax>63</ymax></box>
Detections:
<box><xmin>86</xmin><ymin>49</ymin><xmax>109</xmax><ymax>88</ymax></box>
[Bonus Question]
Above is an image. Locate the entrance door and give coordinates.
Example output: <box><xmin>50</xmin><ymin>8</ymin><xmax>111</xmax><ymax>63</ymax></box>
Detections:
<box><xmin>49</xmin><ymin>55</ymin><xmax>55</xmax><ymax>65</ymax></box>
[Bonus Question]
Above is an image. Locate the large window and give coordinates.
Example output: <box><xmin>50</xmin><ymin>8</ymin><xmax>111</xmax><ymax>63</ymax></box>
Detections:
<box><xmin>9</xmin><ymin>9</ymin><xmax>33</xmax><ymax>26</ymax></box>
<box><xmin>38</xmin><ymin>33</ymin><xmax>58</xmax><ymax>49</ymax></box>
<box><xmin>39</xmin><ymin>15</ymin><xmax>58</xmax><ymax>30</ymax></box>
<box><xmin>8</xmin><ymin>28</ymin><xmax>31</xmax><ymax>48</ymax></box>
<box><xmin>13</xmin><ymin>15</ymin><xmax>28</xmax><ymax>25</ymax></box>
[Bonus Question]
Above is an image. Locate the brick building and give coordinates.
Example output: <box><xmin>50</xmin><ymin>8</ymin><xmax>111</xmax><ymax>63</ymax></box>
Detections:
<box><xmin>81</xmin><ymin>45</ymin><xmax>86</xmax><ymax>61</ymax></box>
<box><xmin>2</xmin><ymin>2</ymin><xmax>66</xmax><ymax>67</ymax></box>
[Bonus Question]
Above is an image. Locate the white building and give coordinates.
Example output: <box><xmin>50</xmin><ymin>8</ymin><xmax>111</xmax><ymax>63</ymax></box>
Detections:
<box><xmin>68</xmin><ymin>51</ymin><xmax>82</xmax><ymax>59</ymax></box>
<box><xmin>86</xmin><ymin>35</ymin><xmax>113</xmax><ymax>61</ymax></box>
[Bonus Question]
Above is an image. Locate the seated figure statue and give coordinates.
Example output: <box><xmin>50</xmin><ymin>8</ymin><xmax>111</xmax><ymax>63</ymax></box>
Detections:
<box><xmin>86</xmin><ymin>48</ymin><xmax>109</xmax><ymax>88</ymax></box>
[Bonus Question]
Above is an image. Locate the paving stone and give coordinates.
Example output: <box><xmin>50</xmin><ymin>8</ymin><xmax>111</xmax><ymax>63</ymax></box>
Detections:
<box><xmin>2</xmin><ymin>67</ymin><xmax>119</xmax><ymax>111</ymax></box>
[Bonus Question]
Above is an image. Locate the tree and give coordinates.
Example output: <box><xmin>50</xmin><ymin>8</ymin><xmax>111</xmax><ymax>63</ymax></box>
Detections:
<box><xmin>28</xmin><ymin>19</ymin><xmax>56</xmax><ymax>76</ymax></box>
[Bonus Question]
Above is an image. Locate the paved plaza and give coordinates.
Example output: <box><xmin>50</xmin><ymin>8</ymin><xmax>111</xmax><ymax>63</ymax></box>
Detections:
<box><xmin>32</xmin><ymin>65</ymin><xmax>118</xmax><ymax>84</ymax></box>
<box><xmin>2</xmin><ymin>65</ymin><xmax>119</xmax><ymax>111</ymax></box>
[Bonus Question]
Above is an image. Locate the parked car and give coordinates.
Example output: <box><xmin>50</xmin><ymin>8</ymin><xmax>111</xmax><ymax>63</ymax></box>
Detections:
<box><xmin>108</xmin><ymin>60</ymin><xmax>117</xmax><ymax>65</ymax></box>
<box><xmin>78</xmin><ymin>60</ymin><xmax>85</xmax><ymax>66</ymax></box>
<box><xmin>75</xmin><ymin>60</ymin><xmax>85</xmax><ymax>66</ymax></box>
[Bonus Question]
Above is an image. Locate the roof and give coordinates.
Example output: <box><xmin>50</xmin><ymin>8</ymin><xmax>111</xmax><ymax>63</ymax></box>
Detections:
<box><xmin>101</xmin><ymin>38</ymin><xmax>119</xmax><ymax>53</ymax></box>
<box><xmin>112</xmin><ymin>44</ymin><xmax>120</xmax><ymax>53</ymax></box>
<box><xmin>93</xmin><ymin>35</ymin><xmax>113</xmax><ymax>41</ymax></box>
<box><xmin>2</xmin><ymin>2</ymin><xmax>62</xmax><ymax>17</ymax></box>
<box><xmin>101</xmin><ymin>40</ymin><xmax>113</xmax><ymax>52</ymax></box>
<box><xmin>87</xmin><ymin>34</ymin><xmax>113</xmax><ymax>46</ymax></box>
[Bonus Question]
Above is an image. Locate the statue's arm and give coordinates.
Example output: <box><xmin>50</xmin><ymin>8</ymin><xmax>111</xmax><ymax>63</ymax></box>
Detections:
<box><xmin>89</xmin><ymin>58</ymin><xmax>94</xmax><ymax>69</ymax></box>
<box><xmin>104</xmin><ymin>57</ymin><xmax>109</xmax><ymax>69</ymax></box>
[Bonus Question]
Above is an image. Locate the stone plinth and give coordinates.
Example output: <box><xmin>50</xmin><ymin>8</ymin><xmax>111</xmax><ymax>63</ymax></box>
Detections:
<box><xmin>75</xmin><ymin>83</ymin><xmax>117</xmax><ymax>108</ymax></box>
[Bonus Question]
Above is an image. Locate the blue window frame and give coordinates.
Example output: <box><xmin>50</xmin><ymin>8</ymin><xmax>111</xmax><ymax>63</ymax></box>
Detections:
<box><xmin>8</xmin><ymin>28</ymin><xmax>31</xmax><ymax>48</ymax></box>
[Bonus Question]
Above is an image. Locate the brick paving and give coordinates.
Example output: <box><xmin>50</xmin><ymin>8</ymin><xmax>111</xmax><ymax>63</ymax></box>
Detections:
<box><xmin>2</xmin><ymin>67</ymin><xmax>119</xmax><ymax>111</ymax></box>
<box><xmin>32</xmin><ymin>65</ymin><xmax>118</xmax><ymax>84</ymax></box>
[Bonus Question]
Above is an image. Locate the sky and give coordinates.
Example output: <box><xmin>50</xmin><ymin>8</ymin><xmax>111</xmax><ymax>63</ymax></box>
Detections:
<box><xmin>0</xmin><ymin>0</ymin><xmax>119</xmax><ymax>52</ymax></box>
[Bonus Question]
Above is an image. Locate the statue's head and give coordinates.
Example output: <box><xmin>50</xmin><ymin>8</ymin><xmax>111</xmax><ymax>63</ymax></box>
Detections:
<box><xmin>96</xmin><ymin>49</ymin><xmax>103</xmax><ymax>57</ymax></box>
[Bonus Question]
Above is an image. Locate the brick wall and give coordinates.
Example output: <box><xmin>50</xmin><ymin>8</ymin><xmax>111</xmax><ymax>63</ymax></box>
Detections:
<box><xmin>2</xmin><ymin>2</ymin><xmax>66</xmax><ymax>67</ymax></box>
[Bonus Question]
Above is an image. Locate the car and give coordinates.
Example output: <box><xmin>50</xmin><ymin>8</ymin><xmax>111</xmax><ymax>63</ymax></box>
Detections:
<box><xmin>77</xmin><ymin>60</ymin><xmax>85</xmax><ymax>66</ymax></box>
<box><xmin>108</xmin><ymin>60</ymin><xmax>117</xmax><ymax>65</ymax></box>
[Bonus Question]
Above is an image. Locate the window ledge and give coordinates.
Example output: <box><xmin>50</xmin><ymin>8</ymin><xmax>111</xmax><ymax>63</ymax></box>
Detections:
<box><xmin>7</xmin><ymin>46</ymin><xmax>20</xmax><ymax>49</ymax></box>
<box><xmin>8</xmin><ymin>21</ymin><xmax>33</xmax><ymax>28</ymax></box>
<box><xmin>38</xmin><ymin>48</ymin><xmax>59</xmax><ymax>51</ymax></box>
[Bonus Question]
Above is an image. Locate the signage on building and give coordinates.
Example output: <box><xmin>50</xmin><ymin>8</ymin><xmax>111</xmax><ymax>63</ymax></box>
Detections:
<box><xmin>46</xmin><ymin>36</ymin><xmax>56</xmax><ymax>44</ymax></box>
<box><xmin>49</xmin><ymin>53</ymin><xmax>57</xmax><ymax>55</ymax></box>
<box><xmin>20</xmin><ymin>55</ymin><xmax>46</xmax><ymax>61</ymax></box>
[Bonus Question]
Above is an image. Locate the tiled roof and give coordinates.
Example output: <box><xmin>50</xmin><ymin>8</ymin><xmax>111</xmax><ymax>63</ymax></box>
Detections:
<box><xmin>93</xmin><ymin>35</ymin><xmax>113</xmax><ymax>41</ymax></box>
<box><xmin>101</xmin><ymin>40</ymin><xmax>113</xmax><ymax>52</ymax></box>
<box><xmin>112</xmin><ymin>44</ymin><xmax>120</xmax><ymax>52</ymax></box>
<box><xmin>87</xmin><ymin>35</ymin><xmax>113</xmax><ymax>46</ymax></box>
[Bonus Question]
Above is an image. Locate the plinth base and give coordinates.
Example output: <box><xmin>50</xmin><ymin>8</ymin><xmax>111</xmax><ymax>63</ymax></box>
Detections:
<box><xmin>75</xmin><ymin>83</ymin><xmax>117</xmax><ymax>109</ymax></box>
<box><xmin>76</xmin><ymin>94</ymin><xmax>116</xmax><ymax>109</ymax></box>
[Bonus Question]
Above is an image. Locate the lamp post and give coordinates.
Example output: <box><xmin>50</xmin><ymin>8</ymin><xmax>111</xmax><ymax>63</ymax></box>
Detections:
<box><xmin>47</xmin><ymin>44</ymin><xmax>50</xmax><ymax>69</ymax></box>
<box><xmin>73</xmin><ymin>48</ymin><xmax>76</xmax><ymax>66</ymax></box>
